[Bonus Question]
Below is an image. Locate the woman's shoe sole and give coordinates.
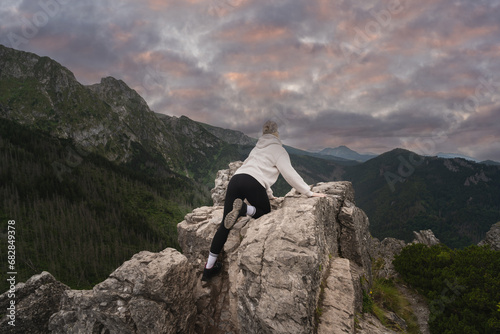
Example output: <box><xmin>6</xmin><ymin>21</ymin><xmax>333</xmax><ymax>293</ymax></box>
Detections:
<box><xmin>224</xmin><ymin>198</ymin><xmax>243</xmax><ymax>229</ymax></box>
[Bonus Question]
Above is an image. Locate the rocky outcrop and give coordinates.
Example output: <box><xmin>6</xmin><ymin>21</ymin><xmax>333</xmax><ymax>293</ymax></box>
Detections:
<box><xmin>48</xmin><ymin>248</ymin><xmax>196</xmax><ymax>333</ymax></box>
<box><xmin>178</xmin><ymin>162</ymin><xmax>373</xmax><ymax>334</ymax></box>
<box><xmin>211</xmin><ymin>160</ymin><xmax>243</xmax><ymax>206</ymax></box>
<box><xmin>371</xmin><ymin>229</ymin><xmax>440</xmax><ymax>280</ymax></box>
<box><xmin>464</xmin><ymin>170</ymin><xmax>491</xmax><ymax>186</ymax></box>
<box><xmin>478</xmin><ymin>222</ymin><xmax>500</xmax><ymax>250</ymax></box>
<box><xmin>178</xmin><ymin>185</ymin><xmax>370</xmax><ymax>333</ymax></box>
<box><xmin>0</xmin><ymin>272</ymin><xmax>69</xmax><ymax>334</ymax></box>
<box><xmin>369</xmin><ymin>230</ymin><xmax>439</xmax><ymax>334</ymax></box>
<box><xmin>317</xmin><ymin>258</ymin><xmax>356</xmax><ymax>334</ymax></box>
<box><xmin>370</xmin><ymin>237</ymin><xmax>407</xmax><ymax>280</ymax></box>
<box><xmin>411</xmin><ymin>229</ymin><xmax>440</xmax><ymax>247</ymax></box>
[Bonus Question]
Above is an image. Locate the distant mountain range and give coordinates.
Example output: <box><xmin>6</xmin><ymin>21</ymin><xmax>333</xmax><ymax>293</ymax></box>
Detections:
<box><xmin>316</xmin><ymin>145</ymin><xmax>377</xmax><ymax>162</ymax></box>
<box><xmin>316</xmin><ymin>147</ymin><xmax>500</xmax><ymax>166</ymax></box>
<box><xmin>1</xmin><ymin>44</ymin><xmax>499</xmax><ymax>290</ymax></box>
<box><xmin>343</xmin><ymin>148</ymin><xmax>500</xmax><ymax>248</ymax></box>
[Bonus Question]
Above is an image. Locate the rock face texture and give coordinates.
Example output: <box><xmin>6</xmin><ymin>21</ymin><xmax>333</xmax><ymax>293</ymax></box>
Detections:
<box><xmin>178</xmin><ymin>162</ymin><xmax>373</xmax><ymax>334</ymax></box>
<box><xmin>371</xmin><ymin>229</ymin><xmax>441</xmax><ymax>280</ymax></box>
<box><xmin>0</xmin><ymin>272</ymin><xmax>69</xmax><ymax>334</ymax></box>
<box><xmin>211</xmin><ymin>160</ymin><xmax>243</xmax><ymax>206</ymax></box>
<box><xmin>411</xmin><ymin>229</ymin><xmax>441</xmax><ymax>247</ymax></box>
<box><xmin>317</xmin><ymin>258</ymin><xmax>356</xmax><ymax>334</ymax></box>
<box><xmin>478</xmin><ymin>222</ymin><xmax>500</xmax><ymax>251</ymax></box>
<box><xmin>48</xmin><ymin>248</ymin><xmax>196</xmax><ymax>333</ymax></box>
<box><xmin>370</xmin><ymin>237</ymin><xmax>407</xmax><ymax>280</ymax></box>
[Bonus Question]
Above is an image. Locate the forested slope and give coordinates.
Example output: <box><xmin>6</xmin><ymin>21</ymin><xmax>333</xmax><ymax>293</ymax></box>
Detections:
<box><xmin>0</xmin><ymin>119</ymin><xmax>198</xmax><ymax>291</ymax></box>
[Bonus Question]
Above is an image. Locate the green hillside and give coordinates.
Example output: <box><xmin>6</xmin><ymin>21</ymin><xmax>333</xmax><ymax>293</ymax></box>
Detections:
<box><xmin>0</xmin><ymin>119</ymin><xmax>201</xmax><ymax>291</ymax></box>
<box><xmin>394</xmin><ymin>243</ymin><xmax>500</xmax><ymax>333</ymax></box>
<box><xmin>345</xmin><ymin>149</ymin><xmax>500</xmax><ymax>248</ymax></box>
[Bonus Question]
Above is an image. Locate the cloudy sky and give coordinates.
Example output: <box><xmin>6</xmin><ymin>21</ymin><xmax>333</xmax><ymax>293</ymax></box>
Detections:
<box><xmin>1</xmin><ymin>0</ymin><xmax>500</xmax><ymax>161</ymax></box>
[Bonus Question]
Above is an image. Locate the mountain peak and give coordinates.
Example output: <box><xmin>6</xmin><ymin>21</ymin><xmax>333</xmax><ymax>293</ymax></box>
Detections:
<box><xmin>88</xmin><ymin>76</ymin><xmax>148</xmax><ymax>107</ymax></box>
<box><xmin>0</xmin><ymin>44</ymin><xmax>76</xmax><ymax>83</ymax></box>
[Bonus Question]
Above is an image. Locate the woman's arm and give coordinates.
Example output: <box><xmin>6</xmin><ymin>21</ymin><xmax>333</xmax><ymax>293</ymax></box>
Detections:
<box><xmin>275</xmin><ymin>151</ymin><xmax>314</xmax><ymax>197</ymax></box>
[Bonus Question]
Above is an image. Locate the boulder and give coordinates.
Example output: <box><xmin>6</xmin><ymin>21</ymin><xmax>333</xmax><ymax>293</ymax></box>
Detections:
<box><xmin>478</xmin><ymin>222</ymin><xmax>500</xmax><ymax>251</ymax></box>
<box><xmin>411</xmin><ymin>229</ymin><xmax>440</xmax><ymax>246</ymax></box>
<box><xmin>48</xmin><ymin>248</ymin><xmax>197</xmax><ymax>334</ymax></box>
<box><xmin>371</xmin><ymin>229</ymin><xmax>440</xmax><ymax>280</ymax></box>
<box><xmin>0</xmin><ymin>271</ymin><xmax>70</xmax><ymax>334</ymax></box>
<box><xmin>211</xmin><ymin>161</ymin><xmax>243</xmax><ymax>206</ymax></box>
<box><xmin>371</xmin><ymin>237</ymin><xmax>406</xmax><ymax>279</ymax></box>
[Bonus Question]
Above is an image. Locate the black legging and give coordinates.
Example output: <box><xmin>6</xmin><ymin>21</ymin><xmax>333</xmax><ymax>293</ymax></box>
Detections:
<box><xmin>210</xmin><ymin>173</ymin><xmax>271</xmax><ymax>255</ymax></box>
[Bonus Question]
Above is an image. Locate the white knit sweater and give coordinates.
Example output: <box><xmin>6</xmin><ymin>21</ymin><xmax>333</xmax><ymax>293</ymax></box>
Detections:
<box><xmin>234</xmin><ymin>134</ymin><xmax>313</xmax><ymax>198</ymax></box>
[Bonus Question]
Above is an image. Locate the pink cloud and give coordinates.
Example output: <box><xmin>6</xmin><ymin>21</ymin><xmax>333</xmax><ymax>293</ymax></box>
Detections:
<box><xmin>216</xmin><ymin>24</ymin><xmax>291</xmax><ymax>45</ymax></box>
<box><xmin>132</xmin><ymin>51</ymin><xmax>192</xmax><ymax>79</ymax></box>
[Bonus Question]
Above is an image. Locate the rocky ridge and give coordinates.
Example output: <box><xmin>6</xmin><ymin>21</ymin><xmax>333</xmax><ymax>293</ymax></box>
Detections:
<box><xmin>478</xmin><ymin>222</ymin><xmax>500</xmax><ymax>250</ymax></box>
<box><xmin>197</xmin><ymin>121</ymin><xmax>257</xmax><ymax>146</ymax></box>
<box><xmin>366</xmin><ymin>229</ymin><xmax>442</xmax><ymax>282</ymax></box>
<box><xmin>0</xmin><ymin>44</ymin><xmax>239</xmax><ymax>177</ymax></box>
<box><xmin>49</xmin><ymin>249</ymin><xmax>197</xmax><ymax>333</ymax></box>
<box><xmin>0</xmin><ymin>45</ymin><xmax>129</xmax><ymax>163</ymax></box>
<box><xmin>2</xmin><ymin>45</ymin><xmax>499</xmax><ymax>251</ymax></box>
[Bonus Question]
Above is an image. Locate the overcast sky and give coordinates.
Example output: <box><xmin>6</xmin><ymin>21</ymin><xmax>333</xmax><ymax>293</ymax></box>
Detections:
<box><xmin>1</xmin><ymin>0</ymin><xmax>500</xmax><ymax>161</ymax></box>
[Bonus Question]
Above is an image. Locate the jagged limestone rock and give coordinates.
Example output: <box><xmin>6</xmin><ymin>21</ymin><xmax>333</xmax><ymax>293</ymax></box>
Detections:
<box><xmin>478</xmin><ymin>222</ymin><xmax>500</xmax><ymax>250</ymax></box>
<box><xmin>211</xmin><ymin>161</ymin><xmax>243</xmax><ymax>206</ymax></box>
<box><xmin>411</xmin><ymin>229</ymin><xmax>440</xmax><ymax>246</ymax></box>
<box><xmin>236</xmin><ymin>194</ymin><xmax>339</xmax><ymax>334</ymax></box>
<box><xmin>371</xmin><ymin>237</ymin><xmax>407</xmax><ymax>279</ymax></box>
<box><xmin>178</xmin><ymin>167</ymin><xmax>373</xmax><ymax>333</ymax></box>
<box><xmin>0</xmin><ymin>271</ymin><xmax>70</xmax><ymax>334</ymax></box>
<box><xmin>371</xmin><ymin>229</ymin><xmax>440</xmax><ymax>280</ymax></box>
<box><xmin>48</xmin><ymin>248</ymin><xmax>197</xmax><ymax>334</ymax></box>
<box><xmin>317</xmin><ymin>258</ymin><xmax>355</xmax><ymax>334</ymax></box>
<box><xmin>338</xmin><ymin>199</ymin><xmax>373</xmax><ymax>284</ymax></box>
<box><xmin>356</xmin><ymin>314</ymin><xmax>398</xmax><ymax>334</ymax></box>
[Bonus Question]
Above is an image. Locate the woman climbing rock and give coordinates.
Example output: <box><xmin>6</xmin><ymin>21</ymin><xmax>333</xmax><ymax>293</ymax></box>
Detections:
<box><xmin>202</xmin><ymin>120</ymin><xmax>326</xmax><ymax>281</ymax></box>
